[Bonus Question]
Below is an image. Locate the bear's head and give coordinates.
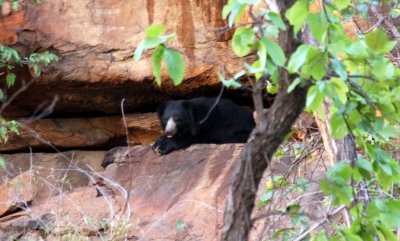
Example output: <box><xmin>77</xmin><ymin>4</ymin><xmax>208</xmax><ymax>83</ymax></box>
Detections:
<box><xmin>157</xmin><ymin>100</ymin><xmax>200</xmax><ymax>137</ymax></box>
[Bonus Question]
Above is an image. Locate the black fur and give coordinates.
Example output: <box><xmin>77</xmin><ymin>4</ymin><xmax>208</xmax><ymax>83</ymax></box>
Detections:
<box><xmin>153</xmin><ymin>97</ymin><xmax>255</xmax><ymax>155</ymax></box>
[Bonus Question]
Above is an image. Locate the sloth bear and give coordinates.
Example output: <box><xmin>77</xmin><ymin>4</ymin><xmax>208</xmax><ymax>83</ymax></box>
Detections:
<box><xmin>152</xmin><ymin>97</ymin><xmax>255</xmax><ymax>155</ymax></box>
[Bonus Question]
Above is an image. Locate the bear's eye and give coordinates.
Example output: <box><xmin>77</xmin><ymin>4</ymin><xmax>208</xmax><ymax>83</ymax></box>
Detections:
<box><xmin>173</xmin><ymin>117</ymin><xmax>181</xmax><ymax>124</ymax></box>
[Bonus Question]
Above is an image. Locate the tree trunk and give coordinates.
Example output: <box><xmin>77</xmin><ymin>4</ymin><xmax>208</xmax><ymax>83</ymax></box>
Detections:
<box><xmin>221</xmin><ymin>2</ymin><xmax>303</xmax><ymax>240</ymax></box>
<box><xmin>314</xmin><ymin>100</ymin><xmax>357</xmax><ymax>166</ymax></box>
<box><xmin>221</xmin><ymin>84</ymin><xmax>308</xmax><ymax>241</ymax></box>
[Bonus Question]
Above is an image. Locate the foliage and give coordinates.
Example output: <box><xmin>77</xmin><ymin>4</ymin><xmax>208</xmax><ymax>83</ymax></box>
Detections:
<box><xmin>55</xmin><ymin>217</ymin><xmax>136</xmax><ymax>241</ymax></box>
<box><xmin>0</xmin><ymin>1</ymin><xmax>59</xmax><ymax>165</ymax></box>
<box><xmin>134</xmin><ymin>24</ymin><xmax>185</xmax><ymax>86</ymax></box>
<box><xmin>285</xmin><ymin>0</ymin><xmax>400</xmax><ymax>240</ymax></box>
<box><xmin>138</xmin><ymin>0</ymin><xmax>400</xmax><ymax>239</ymax></box>
<box><xmin>0</xmin><ymin>44</ymin><xmax>59</xmax><ymax>144</ymax></box>
<box><xmin>0</xmin><ymin>0</ymin><xmax>41</xmax><ymax>10</ymax></box>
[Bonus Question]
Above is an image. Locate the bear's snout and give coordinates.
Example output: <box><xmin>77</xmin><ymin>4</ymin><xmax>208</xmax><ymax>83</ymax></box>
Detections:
<box><xmin>165</xmin><ymin>117</ymin><xmax>177</xmax><ymax>137</ymax></box>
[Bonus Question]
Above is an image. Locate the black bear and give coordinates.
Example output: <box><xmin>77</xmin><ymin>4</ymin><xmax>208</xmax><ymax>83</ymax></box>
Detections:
<box><xmin>152</xmin><ymin>97</ymin><xmax>255</xmax><ymax>155</ymax></box>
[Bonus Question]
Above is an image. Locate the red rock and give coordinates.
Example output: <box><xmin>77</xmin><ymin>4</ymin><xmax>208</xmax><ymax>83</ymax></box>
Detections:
<box><xmin>0</xmin><ymin>171</ymin><xmax>37</xmax><ymax>216</ymax></box>
<box><xmin>1</xmin><ymin>0</ymin><xmax>253</xmax><ymax>117</ymax></box>
<box><xmin>0</xmin><ymin>151</ymin><xmax>105</xmax><ymax>201</ymax></box>
<box><xmin>101</xmin><ymin>144</ymin><xmax>244</xmax><ymax>240</ymax></box>
<box><xmin>0</xmin><ymin>144</ymin><xmax>244</xmax><ymax>240</ymax></box>
<box><xmin>1</xmin><ymin>113</ymin><xmax>161</xmax><ymax>152</ymax></box>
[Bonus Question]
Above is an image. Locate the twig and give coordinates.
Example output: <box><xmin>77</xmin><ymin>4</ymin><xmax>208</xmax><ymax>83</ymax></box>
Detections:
<box><xmin>0</xmin><ymin>78</ymin><xmax>37</xmax><ymax>113</ymax></box>
<box><xmin>120</xmin><ymin>98</ymin><xmax>132</xmax><ymax>218</ymax></box>
<box><xmin>356</xmin><ymin>16</ymin><xmax>385</xmax><ymax>34</ymax></box>
<box><xmin>199</xmin><ymin>82</ymin><xmax>224</xmax><ymax>124</ymax></box>
<box><xmin>293</xmin><ymin>205</ymin><xmax>346</xmax><ymax>241</ymax></box>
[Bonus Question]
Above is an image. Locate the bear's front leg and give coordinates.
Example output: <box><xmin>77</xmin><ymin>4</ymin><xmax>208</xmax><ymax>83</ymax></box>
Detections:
<box><xmin>152</xmin><ymin>135</ymin><xmax>195</xmax><ymax>155</ymax></box>
<box><xmin>152</xmin><ymin>136</ymin><xmax>178</xmax><ymax>155</ymax></box>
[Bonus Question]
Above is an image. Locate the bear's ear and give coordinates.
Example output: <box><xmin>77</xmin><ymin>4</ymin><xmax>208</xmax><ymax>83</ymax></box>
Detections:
<box><xmin>183</xmin><ymin>102</ymin><xmax>200</xmax><ymax>136</ymax></box>
<box><xmin>156</xmin><ymin>101</ymin><xmax>168</xmax><ymax>129</ymax></box>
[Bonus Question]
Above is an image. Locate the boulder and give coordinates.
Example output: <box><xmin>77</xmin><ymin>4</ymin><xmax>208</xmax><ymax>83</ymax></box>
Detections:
<box><xmin>99</xmin><ymin>144</ymin><xmax>243</xmax><ymax>240</ymax></box>
<box><xmin>0</xmin><ymin>151</ymin><xmax>105</xmax><ymax>201</ymax></box>
<box><xmin>0</xmin><ymin>171</ymin><xmax>37</xmax><ymax>217</ymax></box>
<box><xmin>0</xmin><ymin>144</ymin><xmax>244</xmax><ymax>240</ymax></box>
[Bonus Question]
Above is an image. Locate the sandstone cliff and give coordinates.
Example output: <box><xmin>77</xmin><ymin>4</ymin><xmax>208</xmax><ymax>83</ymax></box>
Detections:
<box><xmin>0</xmin><ymin>1</ymin><xmax>326</xmax><ymax>240</ymax></box>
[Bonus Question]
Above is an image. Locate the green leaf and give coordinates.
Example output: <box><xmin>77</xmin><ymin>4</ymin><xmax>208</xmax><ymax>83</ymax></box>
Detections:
<box><xmin>133</xmin><ymin>41</ymin><xmax>146</xmax><ymax>61</ymax></box>
<box><xmin>232</xmin><ymin>27</ymin><xmax>255</xmax><ymax>57</ymax></box>
<box><xmin>379</xmin><ymin>201</ymin><xmax>400</xmax><ymax>228</ymax></box>
<box><xmin>378</xmin><ymin>224</ymin><xmax>398</xmax><ymax>241</ymax></box>
<box><xmin>306</xmin><ymin>85</ymin><xmax>324</xmax><ymax>111</ymax></box>
<box><xmin>263</xmin><ymin>37</ymin><xmax>286</xmax><ymax>67</ymax></box>
<box><xmin>249</xmin><ymin>60</ymin><xmax>264</xmax><ymax>80</ymax></box>
<box><xmin>285</xmin><ymin>0</ymin><xmax>308</xmax><ymax>35</ymax></box>
<box><xmin>228</xmin><ymin>4</ymin><xmax>246</xmax><ymax>27</ymax></box>
<box><xmin>244</xmin><ymin>61</ymin><xmax>263</xmax><ymax>74</ymax></box>
<box><xmin>376</xmin><ymin>122</ymin><xmax>400</xmax><ymax>139</ymax></box>
<box><xmin>11</xmin><ymin>0</ymin><xmax>19</xmax><ymax>11</ymax></box>
<box><xmin>308</xmin><ymin>12</ymin><xmax>328</xmax><ymax>43</ymax></box>
<box><xmin>303</xmin><ymin>48</ymin><xmax>328</xmax><ymax>80</ymax></box>
<box><xmin>287</xmin><ymin>77</ymin><xmax>302</xmax><ymax>93</ymax></box>
<box><xmin>390</xmin><ymin>9</ymin><xmax>400</xmax><ymax>18</ymax></box>
<box><xmin>145</xmin><ymin>24</ymin><xmax>166</xmax><ymax>39</ymax></box>
<box><xmin>372</xmin><ymin>59</ymin><xmax>395</xmax><ymax>80</ymax></box>
<box><xmin>0</xmin><ymin>126</ymin><xmax>8</xmax><ymax>143</ymax></box>
<box><xmin>6</xmin><ymin>73</ymin><xmax>16</xmax><ymax>88</ymax></box>
<box><xmin>264</xmin><ymin>24</ymin><xmax>280</xmax><ymax>38</ymax></box>
<box><xmin>233</xmin><ymin>70</ymin><xmax>246</xmax><ymax>80</ymax></box>
<box><xmin>0</xmin><ymin>156</ymin><xmax>5</xmax><ymax>168</ymax></box>
<box><xmin>11</xmin><ymin>48</ymin><xmax>20</xmax><ymax>62</ymax></box>
<box><xmin>266</xmin><ymin>82</ymin><xmax>278</xmax><ymax>94</ymax></box>
<box><xmin>356</xmin><ymin>159</ymin><xmax>373</xmax><ymax>173</ymax></box>
<box><xmin>164</xmin><ymin>48</ymin><xmax>185</xmax><ymax>86</ymax></box>
<box><xmin>321</xmin><ymin>162</ymin><xmax>354</xmax><ymax>207</ymax></box>
<box><xmin>268</xmin><ymin>12</ymin><xmax>286</xmax><ymax>30</ymax></box>
<box><xmin>7</xmin><ymin>121</ymin><xmax>19</xmax><ymax>135</ymax></box>
<box><xmin>33</xmin><ymin>65</ymin><xmax>41</xmax><ymax>76</ymax></box>
<box><xmin>258</xmin><ymin>189</ymin><xmax>274</xmax><ymax>208</ymax></box>
<box><xmin>255</xmin><ymin>40</ymin><xmax>267</xmax><ymax>69</ymax></box>
<box><xmin>335</xmin><ymin>0</ymin><xmax>350</xmax><ymax>10</ymax></box>
<box><xmin>176</xmin><ymin>219</ymin><xmax>185</xmax><ymax>230</ymax></box>
<box><xmin>151</xmin><ymin>45</ymin><xmax>165</xmax><ymax>86</ymax></box>
<box><xmin>158</xmin><ymin>33</ymin><xmax>176</xmax><ymax>42</ymax></box>
<box><xmin>330</xmin><ymin>112</ymin><xmax>348</xmax><ymax>139</ymax></box>
<box><xmin>218</xmin><ymin>71</ymin><xmax>243</xmax><ymax>89</ymax></box>
<box><xmin>346</xmin><ymin>42</ymin><xmax>368</xmax><ymax>58</ymax></box>
<box><xmin>327</xmin><ymin>37</ymin><xmax>347</xmax><ymax>57</ymax></box>
<box><xmin>265</xmin><ymin>58</ymin><xmax>278</xmax><ymax>79</ymax></box>
<box><xmin>328</xmin><ymin>161</ymin><xmax>353</xmax><ymax>184</ymax></box>
<box><xmin>0</xmin><ymin>89</ymin><xmax>4</xmax><ymax>102</ymax></box>
<box><xmin>365</xmin><ymin>29</ymin><xmax>397</xmax><ymax>54</ymax></box>
<box><xmin>330</xmin><ymin>77</ymin><xmax>348</xmax><ymax>104</ymax></box>
<box><xmin>143</xmin><ymin>37</ymin><xmax>165</xmax><ymax>49</ymax></box>
<box><xmin>315</xmin><ymin>230</ymin><xmax>329</xmax><ymax>241</ymax></box>
<box><xmin>288</xmin><ymin>44</ymin><xmax>310</xmax><ymax>73</ymax></box>
<box><xmin>237</xmin><ymin>0</ymin><xmax>260</xmax><ymax>4</ymax></box>
<box><xmin>222</xmin><ymin>4</ymin><xmax>233</xmax><ymax>20</ymax></box>
<box><xmin>331</xmin><ymin>58</ymin><xmax>347</xmax><ymax>80</ymax></box>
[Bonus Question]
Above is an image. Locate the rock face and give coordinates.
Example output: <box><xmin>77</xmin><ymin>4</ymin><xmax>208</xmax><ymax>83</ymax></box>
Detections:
<box><xmin>1</xmin><ymin>113</ymin><xmax>161</xmax><ymax>152</ymax></box>
<box><xmin>0</xmin><ymin>151</ymin><xmax>105</xmax><ymax>201</ymax></box>
<box><xmin>0</xmin><ymin>144</ymin><xmax>243</xmax><ymax>240</ymax></box>
<box><xmin>0</xmin><ymin>171</ymin><xmax>37</xmax><ymax>217</ymax></box>
<box><xmin>0</xmin><ymin>2</ymin><xmax>24</xmax><ymax>45</ymax></box>
<box><xmin>101</xmin><ymin>145</ymin><xmax>243</xmax><ymax>240</ymax></box>
<box><xmin>1</xmin><ymin>0</ymin><xmax>252</xmax><ymax>117</ymax></box>
<box><xmin>0</xmin><ymin>2</ymin><xmax>324</xmax><ymax>240</ymax></box>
